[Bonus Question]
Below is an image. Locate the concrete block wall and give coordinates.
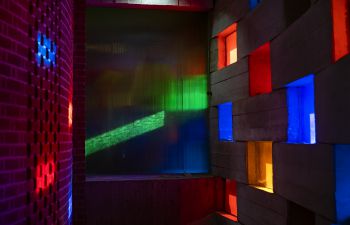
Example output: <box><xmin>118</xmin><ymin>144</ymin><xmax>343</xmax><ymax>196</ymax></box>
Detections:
<box><xmin>209</xmin><ymin>0</ymin><xmax>350</xmax><ymax>224</ymax></box>
<box><xmin>0</xmin><ymin>0</ymin><xmax>77</xmax><ymax>224</ymax></box>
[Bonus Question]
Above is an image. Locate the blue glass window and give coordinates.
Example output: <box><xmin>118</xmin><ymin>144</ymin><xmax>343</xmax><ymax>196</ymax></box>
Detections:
<box><xmin>286</xmin><ymin>74</ymin><xmax>316</xmax><ymax>144</ymax></box>
<box><xmin>335</xmin><ymin>145</ymin><xmax>350</xmax><ymax>224</ymax></box>
<box><xmin>218</xmin><ymin>102</ymin><xmax>233</xmax><ymax>142</ymax></box>
<box><xmin>250</xmin><ymin>0</ymin><xmax>262</xmax><ymax>10</ymax></box>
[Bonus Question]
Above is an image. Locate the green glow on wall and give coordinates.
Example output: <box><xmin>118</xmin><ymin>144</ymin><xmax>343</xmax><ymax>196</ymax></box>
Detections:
<box><xmin>165</xmin><ymin>75</ymin><xmax>207</xmax><ymax>111</ymax></box>
<box><xmin>85</xmin><ymin>111</ymin><xmax>165</xmax><ymax>156</ymax></box>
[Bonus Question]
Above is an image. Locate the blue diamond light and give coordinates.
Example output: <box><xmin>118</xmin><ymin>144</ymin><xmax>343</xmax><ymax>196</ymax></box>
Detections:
<box><xmin>36</xmin><ymin>32</ymin><xmax>57</xmax><ymax>68</ymax></box>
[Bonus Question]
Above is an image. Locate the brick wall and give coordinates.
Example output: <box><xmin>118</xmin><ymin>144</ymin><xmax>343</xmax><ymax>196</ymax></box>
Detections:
<box><xmin>0</xmin><ymin>0</ymin><xmax>74</xmax><ymax>224</ymax></box>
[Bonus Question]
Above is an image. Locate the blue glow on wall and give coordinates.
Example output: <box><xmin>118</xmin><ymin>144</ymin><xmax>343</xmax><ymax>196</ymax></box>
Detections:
<box><xmin>249</xmin><ymin>0</ymin><xmax>262</xmax><ymax>9</ymax></box>
<box><xmin>218</xmin><ymin>102</ymin><xmax>233</xmax><ymax>142</ymax></box>
<box><xmin>286</xmin><ymin>75</ymin><xmax>316</xmax><ymax>144</ymax></box>
<box><xmin>68</xmin><ymin>194</ymin><xmax>72</xmax><ymax>220</ymax></box>
<box><xmin>36</xmin><ymin>32</ymin><xmax>57</xmax><ymax>68</ymax></box>
<box><xmin>335</xmin><ymin>145</ymin><xmax>350</xmax><ymax>224</ymax></box>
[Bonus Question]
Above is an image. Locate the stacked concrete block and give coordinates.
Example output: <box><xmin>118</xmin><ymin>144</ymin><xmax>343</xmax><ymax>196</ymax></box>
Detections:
<box><xmin>210</xmin><ymin>59</ymin><xmax>250</xmax><ymax>105</ymax></box>
<box><xmin>232</xmin><ymin>90</ymin><xmax>288</xmax><ymax>142</ymax></box>
<box><xmin>209</xmin><ymin>0</ymin><xmax>350</xmax><ymax>224</ymax></box>
<box><xmin>271</xmin><ymin>0</ymin><xmax>333</xmax><ymax>88</ymax></box>
<box><xmin>237</xmin><ymin>184</ymin><xmax>288</xmax><ymax>225</ymax></box>
<box><xmin>315</xmin><ymin>55</ymin><xmax>350</xmax><ymax>144</ymax></box>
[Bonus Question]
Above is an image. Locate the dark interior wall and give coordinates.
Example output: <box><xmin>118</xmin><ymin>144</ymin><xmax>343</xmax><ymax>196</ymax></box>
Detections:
<box><xmin>73</xmin><ymin>0</ymin><xmax>87</xmax><ymax>224</ymax></box>
<box><xmin>85</xmin><ymin>177</ymin><xmax>224</xmax><ymax>225</ymax></box>
<box><xmin>0</xmin><ymin>0</ymin><xmax>74</xmax><ymax>224</ymax></box>
<box><xmin>85</xmin><ymin>8</ymin><xmax>209</xmax><ymax>174</ymax></box>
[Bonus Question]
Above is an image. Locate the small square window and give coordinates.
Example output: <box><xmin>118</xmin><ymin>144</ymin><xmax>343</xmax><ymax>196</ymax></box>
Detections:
<box><xmin>331</xmin><ymin>0</ymin><xmax>350</xmax><ymax>61</ymax></box>
<box><xmin>249</xmin><ymin>42</ymin><xmax>272</xmax><ymax>97</ymax></box>
<box><xmin>247</xmin><ymin>141</ymin><xmax>273</xmax><ymax>193</ymax></box>
<box><xmin>217</xmin><ymin>23</ymin><xmax>237</xmax><ymax>70</ymax></box>
<box><xmin>286</xmin><ymin>75</ymin><xmax>316</xmax><ymax>144</ymax></box>
<box><xmin>218</xmin><ymin>102</ymin><xmax>233</xmax><ymax>142</ymax></box>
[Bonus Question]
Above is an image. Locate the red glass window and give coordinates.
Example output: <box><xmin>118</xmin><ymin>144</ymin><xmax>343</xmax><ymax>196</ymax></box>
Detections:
<box><xmin>249</xmin><ymin>42</ymin><xmax>272</xmax><ymax>97</ymax></box>
<box><xmin>331</xmin><ymin>0</ymin><xmax>350</xmax><ymax>61</ymax></box>
<box><xmin>218</xmin><ymin>23</ymin><xmax>237</xmax><ymax>70</ymax></box>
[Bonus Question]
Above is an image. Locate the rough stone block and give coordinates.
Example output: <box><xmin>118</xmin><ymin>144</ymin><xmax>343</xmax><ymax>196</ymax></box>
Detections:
<box><xmin>273</xmin><ymin>143</ymin><xmax>335</xmax><ymax>220</ymax></box>
<box><xmin>210</xmin><ymin>38</ymin><xmax>219</xmax><ymax>73</ymax></box>
<box><xmin>211</xmin><ymin>57</ymin><xmax>249</xmax><ymax>85</ymax></box>
<box><xmin>237</xmin><ymin>0</ymin><xmax>286</xmax><ymax>58</ymax></box>
<box><xmin>232</xmin><ymin>91</ymin><xmax>288</xmax><ymax>141</ymax></box>
<box><xmin>237</xmin><ymin>183</ymin><xmax>288</xmax><ymax>225</ymax></box>
<box><xmin>211</xmin><ymin>0</ymin><xmax>249</xmax><ymax>37</ymax></box>
<box><xmin>211</xmin><ymin>142</ymin><xmax>247</xmax><ymax>183</ymax></box>
<box><xmin>211</xmin><ymin>73</ymin><xmax>249</xmax><ymax>106</ymax></box>
<box><xmin>271</xmin><ymin>0</ymin><xmax>332</xmax><ymax>88</ymax></box>
<box><xmin>315</xmin><ymin>54</ymin><xmax>350</xmax><ymax>144</ymax></box>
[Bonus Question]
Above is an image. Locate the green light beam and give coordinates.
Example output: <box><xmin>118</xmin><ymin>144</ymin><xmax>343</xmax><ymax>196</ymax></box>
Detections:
<box><xmin>85</xmin><ymin>111</ymin><xmax>165</xmax><ymax>156</ymax></box>
<box><xmin>165</xmin><ymin>75</ymin><xmax>207</xmax><ymax>111</ymax></box>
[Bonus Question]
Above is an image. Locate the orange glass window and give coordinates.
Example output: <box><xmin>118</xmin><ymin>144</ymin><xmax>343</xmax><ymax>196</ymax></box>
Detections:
<box><xmin>331</xmin><ymin>0</ymin><xmax>350</xmax><ymax>61</ymax></box>
<box><xmin>218</xmin><ymin>23</ymin><xmax>237</xmax><ymax>69</ymax></box>
<box><xmin>247</xmin><ymin>141</ymin><xmax>273</xmax><ymax>193</ymax></box>
<box><xmin>249</xmin><ymin>42</ymin><xmax>272</xmax><ymax>97</ymax></box>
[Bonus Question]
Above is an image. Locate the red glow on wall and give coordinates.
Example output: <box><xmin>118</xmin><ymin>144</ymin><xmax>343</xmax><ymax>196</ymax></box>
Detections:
<box><xmin>249</xmin><ymin>42</ymin><xmax>272</xmax><ymax>96</ymax></box>
<box><xmin>36</xmin><ymin>159</ymin><xmax>55</xmax><ymax>192</ymax></box>
<box><xmin>225</xmin><ymin>179</ymin><xmax>238</xmax><ymax>219</ymax></box>
<box><xmin>218</xmin><ymin>23</ymin><xmax>237</xmax><ymax>70</ymax></box>
<box><xmin>331</xmin><ymin>0</ymin><xmax>350</xmax><ymax>61</ymax></box>
<box><xmin>69</xmin><ymin>101</ymin><xmax>73</xmax><ymax>129</ymax></box>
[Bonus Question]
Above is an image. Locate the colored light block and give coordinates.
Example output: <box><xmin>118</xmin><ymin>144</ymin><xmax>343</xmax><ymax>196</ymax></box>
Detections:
<box><xmin>247</xmin><ymin>141</ymin><xmax>273</xmax><ymax>193</ymax></box>
<box><xmin>36</xmin><ymin>159</ymin><xmax>55</xmax><ymax>192</ymax></box>
<box><xmin>68</xmin><ymin>102</ymin><xmax>73</xmax><ymax>129</ymax></box>
<box><xmin>335</xmin><ymin>145</ymin><xmax>350</xmax><ymax>224</ymax></box>
<box><xmin>226</xmin><ymin>32</ymin><xmax>237</xmax><ymax>65</ymax></box>
<box><xmin>249</xmin><ymin>42</ymin><xmax>272</xmax><ymax>96</ymax></box>
<box><xmin>331</xmin><ymin>0</ymin><xmax>350</xmax><ymax>61</ymax></box>
<box><xmin>218</xmin><ymin>23</ymin><xmax>237</xmax><ymax>70</ymax></box>
<box><xmin>68</xmin><ymin>193</ymin><xmax>73</xmax><ymax>220</ymax></box>
<box><xmin>218</xmin><ymin>102</ymin><xmax>233</xmax><ymax>142</ymax></box>
<box><xmin>286</xmin><ymin>75</ymin><xmax>316</xmax><ymax>144</ymax></box>
<box><xmin>36</xmin><ymin>32</ymin><xmax>57</xmax><ymax>68</ymax></box>
<box><xmin>249</xmin><ymin>0</ymin><xmax>262</xmax><ymax>9</ymax></box>
<box><xmin>165</xmin><ymin>75</ymin><xmax>207</xmax><ymax>111</ymax></box>
<box><xmin>225</xmin><ymin>179</ymin><xmax>238</xmax><ymax>219</ymax></box>
<box><xmin>85</xmin><ymin>111</ymin><xmax>165</xmax><ymax>156</ymax></box>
